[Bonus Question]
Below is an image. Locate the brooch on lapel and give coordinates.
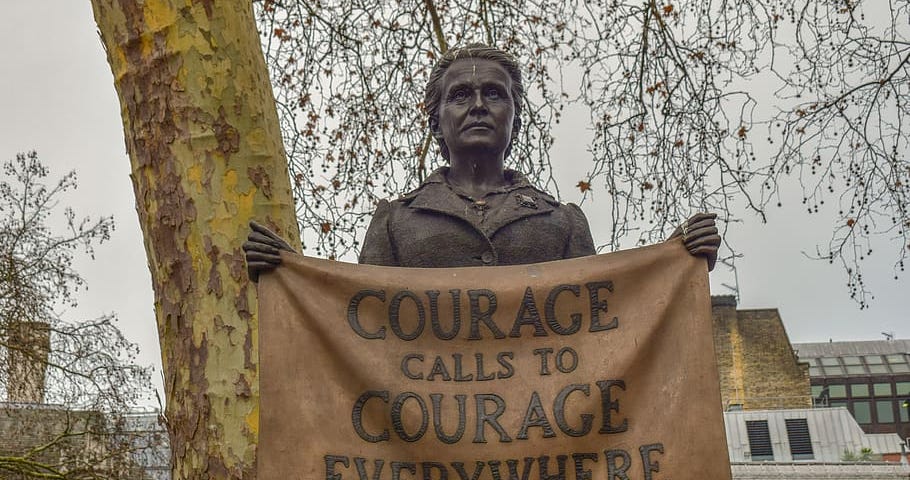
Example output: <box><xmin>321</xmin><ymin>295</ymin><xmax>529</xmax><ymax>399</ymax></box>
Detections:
<box><xmin>515</xmin><ymin>193</ymin><xmax>538</xmax><ymax>209</ymax></box>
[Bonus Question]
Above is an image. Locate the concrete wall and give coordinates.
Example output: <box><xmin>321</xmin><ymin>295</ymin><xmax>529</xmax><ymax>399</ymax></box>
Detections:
<box><xmin>731</xmin><ymin>462</ymin><xmax>910</xmax><ymax>479</ymax></box>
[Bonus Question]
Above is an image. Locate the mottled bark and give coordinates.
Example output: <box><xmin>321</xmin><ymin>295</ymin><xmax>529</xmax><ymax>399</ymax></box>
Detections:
<box><xmin>91</xmin><ymin>1</ymin><xmax>299</xmax><ymax>477</ymax></box>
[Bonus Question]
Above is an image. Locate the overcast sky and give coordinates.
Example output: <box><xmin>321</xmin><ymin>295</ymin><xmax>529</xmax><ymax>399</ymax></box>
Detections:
<box><xmin>1</xmin><ymin>3</ymin><xmax>906</xmax><ymax>404</ymax></box>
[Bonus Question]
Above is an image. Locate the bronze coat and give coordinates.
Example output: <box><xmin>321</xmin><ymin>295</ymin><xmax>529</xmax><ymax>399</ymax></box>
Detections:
<box><xmin>358</xmin><ymin>168</ymin><xmax>595</xmax><ymax>267</ymax></box>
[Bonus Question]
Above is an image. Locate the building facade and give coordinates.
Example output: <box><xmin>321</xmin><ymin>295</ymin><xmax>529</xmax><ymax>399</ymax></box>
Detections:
<box><xmin>0</xmin><ymin>403</ymin><xmax>168</xmax><ymax>479</ymax></box>
<box><xmin>794</xmin><ymin>339</ymin><xmax>910</xmax><ymax>441</ymax></box>
<box><xmin>712</xmin><ymin>297</ymin><xmax>910</xmax><ymax>478</ymax></box>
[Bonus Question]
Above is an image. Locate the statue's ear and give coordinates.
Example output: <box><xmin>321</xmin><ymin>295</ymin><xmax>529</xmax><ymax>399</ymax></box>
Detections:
<box><xmin>429</xmin><ymin>116</ymin><xmax>442</xmax><ymax>139</ymax></box>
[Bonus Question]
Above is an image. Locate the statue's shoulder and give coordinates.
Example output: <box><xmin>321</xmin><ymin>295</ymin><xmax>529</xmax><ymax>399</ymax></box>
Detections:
<box><xmin>522</xmin><ymin>184</ymin><xmax>560</xmax><ymax>207</ymax></box>
<box><xmin>507</xmin><ymin>170</ymin><xmax>560</xmax><ymax>207</ymax></box>
<box><xmin>396</xmin><ymin>183</ymin><xmax>433</xmax><ymax>204</ymax></box>
<box><xmin>394</xmin><ymin>168</ymin><xmax>450</xmax><ymax>205</ymax></box>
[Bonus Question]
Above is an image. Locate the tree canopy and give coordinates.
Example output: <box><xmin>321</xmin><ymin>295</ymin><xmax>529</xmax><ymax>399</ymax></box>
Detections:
<box><xmin>256</xmin><ymin>0</ymin><xmax>908</xmax><ymax>307</ymax></box>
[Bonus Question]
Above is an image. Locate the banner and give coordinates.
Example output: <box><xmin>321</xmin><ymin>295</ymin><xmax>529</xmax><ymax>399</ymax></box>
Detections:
<box><xmin>258</xmin><ymin>240</ymin><xmax>731</xmax><ymax>479</ymax></box>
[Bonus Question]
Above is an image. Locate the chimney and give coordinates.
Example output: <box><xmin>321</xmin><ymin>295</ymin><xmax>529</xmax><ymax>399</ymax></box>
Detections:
<box><xmin>711</xmin><ymin>295</ymin><xmax>738</xmax><ymax>309</ymax></box>
<box><xmin>5</xmin><ymin>320</ymin><xmax>50</xmax><ymax>403</ymax></box>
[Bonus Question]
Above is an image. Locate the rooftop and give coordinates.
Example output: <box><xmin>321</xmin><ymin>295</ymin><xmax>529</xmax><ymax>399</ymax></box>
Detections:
<box><xmin>794</xmin><ymin>340</ymin><xmax>910</xmax><ymax>358</ymax></box>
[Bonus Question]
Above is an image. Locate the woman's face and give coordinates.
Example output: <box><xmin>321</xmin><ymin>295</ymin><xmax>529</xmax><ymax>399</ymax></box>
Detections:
<box><xmin>435</xmin><ymin>59</ymin><xmax>515</xmax><ymax>161</ymax></box>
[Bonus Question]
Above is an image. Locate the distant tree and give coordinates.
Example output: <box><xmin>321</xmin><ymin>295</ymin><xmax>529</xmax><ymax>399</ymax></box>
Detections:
<box><xmin>256</xmin><ymin>0</ymin><xmax>908</xmax><ymax>306</ymax></box>
<box><xmin>0</xmin><ymin>151</ymin><xmax>161</xmax><ymax>479</ymax></box>
<box><xmin>841</xmin><ymin>447</ymin><xmax>874</xmax><ymax>462</ymax></box>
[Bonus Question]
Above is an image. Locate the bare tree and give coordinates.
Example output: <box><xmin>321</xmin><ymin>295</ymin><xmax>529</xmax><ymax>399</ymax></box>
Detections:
<box><xmin>0</xmin><ymin>151</ymin><xmax>162</xmax><ymax>479</ymax></box>
<box><xmin>763</xmin><ymin>1</ymin><xmax>909</xmax><ymax>306</ymax></box>
<box><xmin>256</xmin><ymin>0</ymin><xmax>908</xmax><ymax>306</ymax></box>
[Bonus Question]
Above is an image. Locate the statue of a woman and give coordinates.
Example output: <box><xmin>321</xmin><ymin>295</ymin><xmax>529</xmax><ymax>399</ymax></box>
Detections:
<box><xmin>245</xmin><ymin>44</ymin><xmax>719</xmax><ymax>276</ymax></box>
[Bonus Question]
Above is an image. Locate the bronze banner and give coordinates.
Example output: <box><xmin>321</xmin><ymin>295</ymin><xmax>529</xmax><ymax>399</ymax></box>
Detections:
<box><xmin>258</xmin><ymin>240</ymin><xmax>731</xmax><ymax>479</ymax></box>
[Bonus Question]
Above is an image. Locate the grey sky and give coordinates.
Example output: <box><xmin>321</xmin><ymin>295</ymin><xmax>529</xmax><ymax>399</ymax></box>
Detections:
<box><xmin>1</xmin><ymin>3</ymin><xmax>906</xmax><ymax>404</ymax></box>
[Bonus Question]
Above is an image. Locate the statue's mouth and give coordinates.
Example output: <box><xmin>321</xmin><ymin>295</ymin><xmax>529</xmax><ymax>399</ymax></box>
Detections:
<box><xmin>463</xmin><ymin>122</ymin><xmax>493</xmax><ymax>131</ymax></box>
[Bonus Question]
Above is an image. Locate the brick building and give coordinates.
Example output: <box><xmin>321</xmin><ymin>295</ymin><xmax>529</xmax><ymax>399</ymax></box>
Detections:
<box><xmin>0</xmin><ymin>402</ymin><xmax>170</xmax><ymax>480</ymax></box>
<box><xmin>1</xmin><ymin>405</ymin><xmax>122</xmax><ymax>479</ymax></box>
<box><xmin>711</xmin><ymin>295</ymin><xmax>812</xmax><ymax>410</ymax></box>
<box><xmin>2</xmin><ymin>320</ymin><xmax>169</xmax><ymax>479</ymax></box>
<box><xmin>0</xmin><ymin>403</ymin><xmax>168</xmax><ymax>479</ymax></box>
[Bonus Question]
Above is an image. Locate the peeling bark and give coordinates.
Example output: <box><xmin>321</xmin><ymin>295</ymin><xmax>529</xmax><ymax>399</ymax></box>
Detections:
<box><xmin>91</xmin><ymin>1</ymin><xmax>299</xmax><ymax>477</ymax></box>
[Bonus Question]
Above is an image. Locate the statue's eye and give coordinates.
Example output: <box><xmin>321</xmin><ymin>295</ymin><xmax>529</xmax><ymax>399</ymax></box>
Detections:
<box><xmin>449</xmin><ymin>89</ymin><xmax>469</xmax><ymax>102</ymax></box>
<box><xmin>485</xmin><ymin>88</ymin><xmax>501</xmax><ymax>99</ymax></box>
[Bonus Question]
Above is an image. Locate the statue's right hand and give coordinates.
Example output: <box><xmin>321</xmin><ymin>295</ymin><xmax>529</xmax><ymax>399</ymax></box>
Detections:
<box><xmin>243</xmin><ymin>220</ymin><xmax>296</xmax><ymax>282</ymax></box>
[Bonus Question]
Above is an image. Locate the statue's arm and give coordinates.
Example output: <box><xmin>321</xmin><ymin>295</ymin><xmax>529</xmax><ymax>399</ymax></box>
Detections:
<box><xmin>358</xmin><ymin>200</ymin><xmax>399</xmax><ymax>266</ymax></box>
<box><xmin>243</xmin><ymin>220</ymin><xmax>297</xmax><ymax>282</ymax></box>
<box><xmin>565</xmin><ymin>203</ymin><xmax>597</xmax><ymax>258</ymax></box>
<box><xmin>668</xmin><ymin>212</ymin><xmax>721</xmax><ymax>271</ymax></box>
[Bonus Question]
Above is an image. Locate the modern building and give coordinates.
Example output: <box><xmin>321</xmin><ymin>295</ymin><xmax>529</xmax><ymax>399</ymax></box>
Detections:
<box><xmin>726</xmin><ymin>407</ymin><xmax>910</xmax><ymax>479</ymax></box>
<box><xmin>794</xmin><ymin>339</ymin><xmax>910</xmax><ymax>441</ymax></box>
<box><xmin>725</xmin><ymin>407</ymin><xmax>905</xmax><ymax>462</ymax></box>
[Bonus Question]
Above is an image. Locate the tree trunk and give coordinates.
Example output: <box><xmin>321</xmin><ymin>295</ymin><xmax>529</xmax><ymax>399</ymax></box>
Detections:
<box><xmin>91</xmin><ymin>2</ymin><xmax>299</xmax><ymax>477</ymax></box>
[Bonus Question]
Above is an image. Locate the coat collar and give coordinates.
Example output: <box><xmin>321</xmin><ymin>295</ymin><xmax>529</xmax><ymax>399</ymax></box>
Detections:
<box><xmin>403</xmin><ymin>167</ymin><xmax>558</xmax><ymax>237</ymax></box>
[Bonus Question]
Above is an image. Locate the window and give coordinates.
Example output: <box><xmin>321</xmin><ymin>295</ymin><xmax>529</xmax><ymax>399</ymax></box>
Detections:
<box><xmin>824</xmin><ymin>366</ymin><xmax>845</xmax><ymax>375</ymax></box>
<box><xmin>820</xmin><ymin>357</ymin><xmax>840</xmax><ymax>366</ymax></box>
<box><xmin>876</xmin><ymin>401</ymin><xmax>895</xmax><ymax>423</ymax></box>
<box><xmin>828</xmin><ymin>385</ymin><xmax>847</xmax><ymax>398</ymax></box>
<box><xmin>891</xmin><ymin>364</ymin><xmax>910</xmax><ymax>373</ymax></box>
<box><xmin>852</xmin><ymin>401</ymin><xmax>872</xmax><ymax>424</ymax></box>
<box><xmin>809</xmin><ymin>366</ymin><xmax>822</xmax><ymax>376</ymax></box>
<box><xmin>868</xmin><ymin>364</ymin><xmax>889</xmax><ymax>374</ymax></box>
<box><xmin>897</xmin><ymin>382</ymin><xmax>910</xmax><ymax>396</ymax></box>
<box><xmin>845</xmin><ymin>365</ymin><xmax>866</xmax><ymax>375</ymax></box>
<box><xmin>746</xmin><ymin>420</ymin><xmax>774</xmax><ymax>461</ymax></box>
<box><xmin>843</xmin><ymin>356</ymin><xmax>862</xmax><ymax>365</ymax></box>
<box><xmin>785</xmin><ymin>418</ymin><xmax>814</xmax><ymax>460</ymax></box>
<box><xmin>900</xmin><ymin>401</ymin><xmax>909</xmax><ymax>423</ymax></box>
<box><xmin>873</xmin><ymin>383</ymin><xmax>892</xmax><ymax>396</ymax></box>
<box><xmin>865</xmin><ymin>355</ymin><xmax>884</xmax><ymax>364</ymax></box>
<box><xmin>885</xmin><ymin>354</ymin><xmax>906</xmax><ymax>363</ymax></box>
<box><xmin>851</xmin><ymin>384</ymin><xmax>870</xmax><ymax>397</ymax></box>
<box><xmin>830</xmin><ymin>401</ymin><xmax>848</xmax><ymax>409</ymax></box>
<box><xmin>812</xmin><ymin>385</ymin><xmax>828</xmax><ymax>406</ymax></box>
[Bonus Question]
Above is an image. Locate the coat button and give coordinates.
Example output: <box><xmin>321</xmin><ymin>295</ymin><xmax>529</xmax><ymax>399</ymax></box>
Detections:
<box><xmin>481</xmin><ymin>251</ymin><xmax>495</xmax><ymax>264</ymax></box>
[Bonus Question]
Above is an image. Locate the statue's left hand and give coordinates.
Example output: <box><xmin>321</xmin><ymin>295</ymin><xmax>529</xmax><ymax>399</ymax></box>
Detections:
<box><xmin>243</xmin><ymin>220</ymin><xmax>296</xmax><ymax>282</ymax></box>
<box><xmin>669</xmin><ymin>213</ymin><xmax>721</xmax><ymax>271</ymax></box>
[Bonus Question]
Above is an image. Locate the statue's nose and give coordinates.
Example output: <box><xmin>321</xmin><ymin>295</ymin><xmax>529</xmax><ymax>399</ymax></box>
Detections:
<box><xmin>470</xmin><ymin>90</ymin><xmax>487</xmax><ymax>112</ymax></box>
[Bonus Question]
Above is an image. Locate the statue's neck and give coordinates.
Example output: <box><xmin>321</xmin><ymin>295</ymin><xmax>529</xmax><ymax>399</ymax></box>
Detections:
<box><xmin>446</xmin><ymin>155</ymin><xmax>507</xmax><ymax>198</ymax></box>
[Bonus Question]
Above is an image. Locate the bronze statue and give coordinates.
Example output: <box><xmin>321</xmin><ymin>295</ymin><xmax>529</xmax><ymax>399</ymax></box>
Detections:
<box><xmin>244</xmin><ymin>44</ymin><xmax>719</xmax><ymax>277</ymax></box>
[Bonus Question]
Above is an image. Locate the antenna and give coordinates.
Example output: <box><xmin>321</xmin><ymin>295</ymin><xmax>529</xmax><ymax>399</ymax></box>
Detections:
<box><xmin>882</xmin><ymin>331</ymin><xmax>895</xmax><ymax>341</ymax></box>
<box><xmin>718</xmin><ymin>253</ymin><xmax>744</xmax><ymax>305</ymax></box>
